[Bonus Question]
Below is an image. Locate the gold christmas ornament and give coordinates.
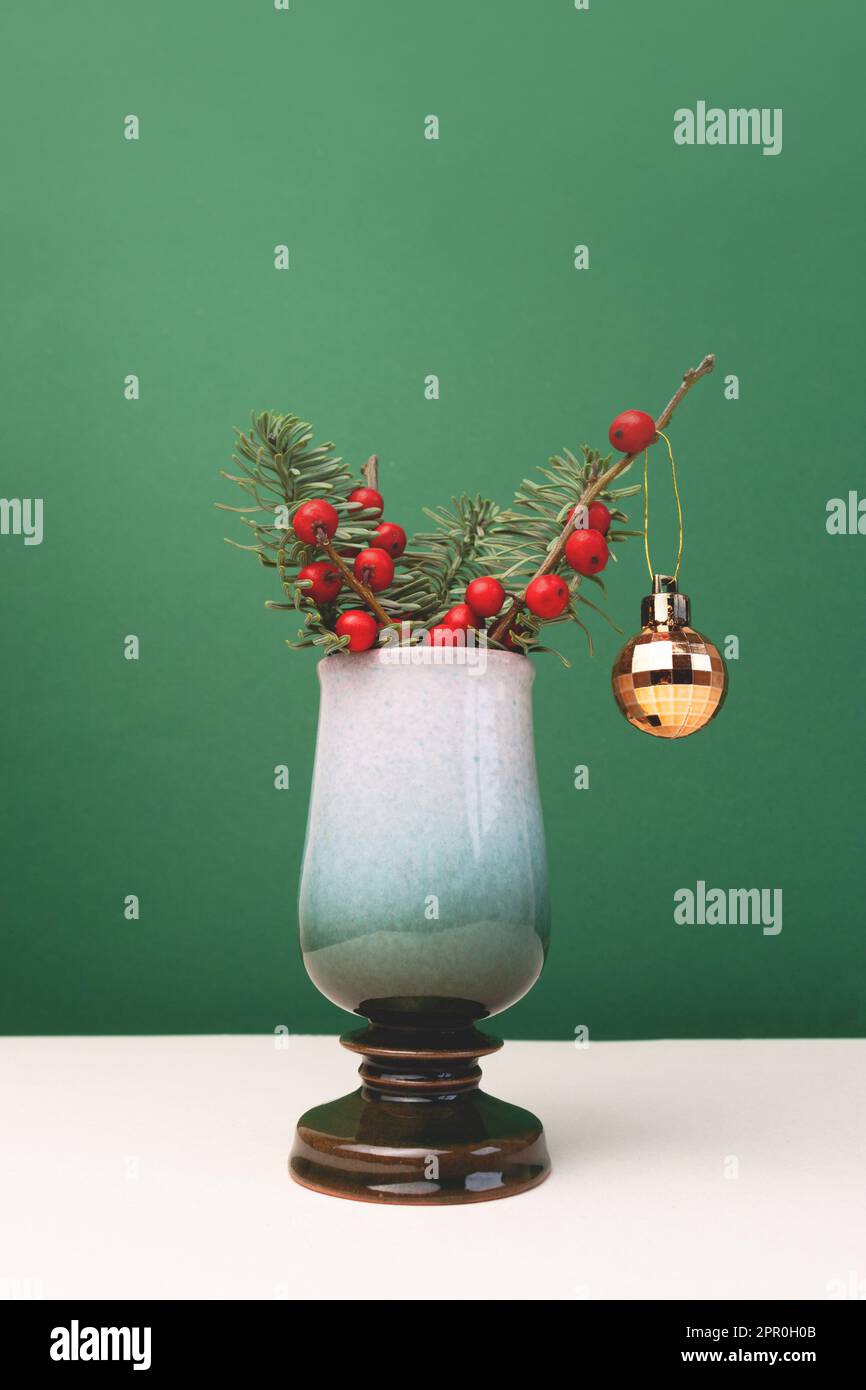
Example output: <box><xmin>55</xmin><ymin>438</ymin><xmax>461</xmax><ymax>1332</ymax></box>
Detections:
<box><xmin>611</xmin><ymin>429</ymin><xmax>727</xmax><ymax>739</ymax></box>
<box><xmin>612</xmin><ymin>575</ymin><xmax>727</xmax><ymax>738</ymax></box>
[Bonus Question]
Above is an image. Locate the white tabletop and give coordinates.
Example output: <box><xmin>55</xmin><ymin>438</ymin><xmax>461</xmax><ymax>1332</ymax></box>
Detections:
<box><xmin>1</xmin><ymin>1035</ymin><xmax>862</xmax><ymax>1301</ymax></box>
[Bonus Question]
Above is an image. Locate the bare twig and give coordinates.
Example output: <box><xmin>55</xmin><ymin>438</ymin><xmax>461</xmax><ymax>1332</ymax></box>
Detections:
<box><xmin>488</xmin><ymin>353</ymin><xmax>716</xmax><ymax>646</ymax></box>
<box><xmin>361</xmin><ymin>454</ymin><xmax>379</xmax><ymax>491</ymax></box>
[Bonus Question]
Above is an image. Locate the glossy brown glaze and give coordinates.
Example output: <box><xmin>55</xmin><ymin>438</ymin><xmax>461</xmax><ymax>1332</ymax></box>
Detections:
<box><xmin>289</xmin><ymin>1023</ymin><xmax>550</xmax><ymax>1204</ymax></box>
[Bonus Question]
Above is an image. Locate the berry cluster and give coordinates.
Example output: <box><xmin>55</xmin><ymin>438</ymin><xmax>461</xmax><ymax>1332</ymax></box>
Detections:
<box><xmin>426</xmin><ymin>576</ymin><xmax>507</xmax><ymax>646</ymax></box>
<box><xmin>289</xmin><ymin>407</ymin><xmax>650</xmax><ymax>654</ymax></box>
<box><xmin>291</xmin><ymin>485</ymin><xmax>409</xmax><ymax>651</ymax></box>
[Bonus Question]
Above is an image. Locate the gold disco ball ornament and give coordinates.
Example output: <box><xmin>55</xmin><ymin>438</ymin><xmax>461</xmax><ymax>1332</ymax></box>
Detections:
<box><xmin>612</xmin><ymin>575</ymin><xmax>727</xmax><ymax>739</ymax></box>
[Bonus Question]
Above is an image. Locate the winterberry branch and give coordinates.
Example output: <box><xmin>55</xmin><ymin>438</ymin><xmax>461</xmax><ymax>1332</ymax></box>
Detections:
<box><xmin>488</xmin><ymin>353</ymin><xmax>716</xmax><ymax>646</ymax></box>
<box><xmin>316</xmin><ymin>528</ymin><xmax>393</xmax><ymax>625</ymax></box>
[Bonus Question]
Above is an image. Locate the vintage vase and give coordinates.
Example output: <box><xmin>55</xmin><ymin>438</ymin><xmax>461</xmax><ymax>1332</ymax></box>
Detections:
<box><xmin>289</xmin><ymin>647</ymin><xmax>552</xmax><ymax>1203</ymax></box>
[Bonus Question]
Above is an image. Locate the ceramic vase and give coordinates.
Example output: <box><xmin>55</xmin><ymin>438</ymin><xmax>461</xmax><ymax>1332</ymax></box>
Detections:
<box><xmin>289</xmin><ymin>648</ymin><xmax>551</xmax><ymax>1203</ymax></box>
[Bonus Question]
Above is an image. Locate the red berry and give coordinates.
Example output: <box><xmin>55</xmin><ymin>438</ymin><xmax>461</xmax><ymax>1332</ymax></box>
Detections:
<box><xmin>348</xmin><ymin>486</ymin><xmax>384</xmax><ymax>517</ymax></box>
<box><xmin>525</xmin><ymin>575</ymin><xmax>569</xmax><ymax>619</ymax></box>
<box><xmin>587</xmin><ymin>501</ymin><xmax>611</xmax><ymax>535</ymax></box>
<box><xmin>353</xmin><ymin>547</ymin><xmax>394</xmax><ymax>592</ymax></box>
<box><xmin>297</xmin><ymin>560</ymin><xmax>342</xmax><ymax>605</ymax></box>
<box><xmin>371</xmin><ymin>521</ymin><xmax>407</xmax><ymax>558</ymax></box>
<box><xmin>565</xmin><ymin>528</ymin><xmax>609</xmax><ymax>576</ymax></box>
<box><xmin>292</xmin><ymin>499</ymin><xmax>339</xmax><ymax>546</ymax></box>
<box><xmin>608</xmin><ymin>410</ymin><xmax>655</xmax><ymax>455</ymax></box>
<box><xmin>442</xmin><ymin>603</ymin><xmax>481</xmax><ymax>630</ymax></box>
<box><xmin>570</xmin><ymin>501</ymin><xmax>611</xmax><ymax>535</ymax></box>
<box><xmin>335</xmin><ymin>610</ymin><xmax>378</xmax><ymax>652</ymax></box>
<box><xmin>465</xmin><ymin>577</ymin><xmax>505</xmax><ymax>618</ymax></box>
<box><xmin>426</xmin><ymin>624</ymin><xmax>462</xmax><ymax>646</ymax></box>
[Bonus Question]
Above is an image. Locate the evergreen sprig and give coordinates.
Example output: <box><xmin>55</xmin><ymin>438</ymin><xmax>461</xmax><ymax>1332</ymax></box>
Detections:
<box><xmin>220</xmin><ymin>417</ymin><xmax>637</xmax><ymax>658</ymax></box>
<box><xmin>222</xmin><ymin>357</ymin><xmax>715</xmax><ymax>661</ymax></box>
<box><xmin>218</xmin><ymin>411</ymin><xmax>382</xmax><ymax>649</ymax></box>
<box><xmin>479</xmin><ymin>446</ymin><xmax>643</xmax><ymax>656</ymax></box>
<box><xmin>384</xmin><ymin>495</ymin><xmax>501</xmax><ymax>624</ymax></box>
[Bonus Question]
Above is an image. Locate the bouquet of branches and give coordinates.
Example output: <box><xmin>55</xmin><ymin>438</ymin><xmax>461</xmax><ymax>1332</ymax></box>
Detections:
<box><xmin>219</xmin><ymin>355</ymin><xmax>714</xmax><ymax>662</ymax></box>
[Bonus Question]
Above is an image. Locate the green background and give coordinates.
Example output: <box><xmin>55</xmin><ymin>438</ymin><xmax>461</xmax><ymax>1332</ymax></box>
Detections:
<box><xmin>2</xmin><ymin>0</ymin><xmax>863</xmax><ymax>1039</ymax></box>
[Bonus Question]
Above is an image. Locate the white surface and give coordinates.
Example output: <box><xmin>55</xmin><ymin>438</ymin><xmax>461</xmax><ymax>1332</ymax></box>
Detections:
<box><xmin>0</xmin><ymin>1035</ymin><xmax>863</xmax><ymax>1301</ymax></box>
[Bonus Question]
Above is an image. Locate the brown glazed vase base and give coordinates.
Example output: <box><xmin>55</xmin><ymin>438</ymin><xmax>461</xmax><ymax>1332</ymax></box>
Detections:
<box><xmin>289</xmin><ymin>1023</ymin><xmax>551</xmax><ymax>1205</ymax></box>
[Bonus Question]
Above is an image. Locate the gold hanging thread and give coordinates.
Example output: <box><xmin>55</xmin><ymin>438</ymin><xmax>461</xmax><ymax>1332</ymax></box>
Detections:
<box><xmin>643</xmin><ymin>429</ymin><xmax>683</xmax><ymax>582</ymax></box>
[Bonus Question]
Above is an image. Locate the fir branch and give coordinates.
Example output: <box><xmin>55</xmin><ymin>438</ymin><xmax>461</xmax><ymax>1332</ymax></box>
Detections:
<box><xmin>489</xmin><ymin>353</ymin><xmax>716</xmax><ymax>645</ymax></box>
<box><xmin>385</xmin><ymin>494</ymin><xmax>500</xmax><ymax>621</ymax></box>
<box><xmin>480</xmin><ymin>446</ymin><xmax>620</xmax><ymax>583</ymax></box>
<box><xmin>222</xmin><ymin>411</ymin><xmax>383</xmax><ymax>644</ymax></box>
<box><xmin>223</xmin><ymin>360</ymin><xmax>713</xmax><ymax>661</ymax></box>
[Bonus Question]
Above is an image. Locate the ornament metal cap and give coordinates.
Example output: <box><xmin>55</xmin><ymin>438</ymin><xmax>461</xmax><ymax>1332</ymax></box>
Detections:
<box><xmin>641</xmin><ymin>573</ymin><xmax>691</xmax><ymax>629</ymax></box>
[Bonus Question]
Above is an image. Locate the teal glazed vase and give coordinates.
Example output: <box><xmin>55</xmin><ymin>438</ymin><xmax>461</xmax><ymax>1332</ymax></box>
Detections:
<box><xmin>289</xmin><ymin>649</ymin><xmax>552</xmax><ymax>1204</ymax></box>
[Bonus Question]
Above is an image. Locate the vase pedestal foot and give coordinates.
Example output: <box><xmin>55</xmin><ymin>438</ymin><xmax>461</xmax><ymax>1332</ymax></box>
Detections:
<box><xmin>289</xmin><ymin>1022</ymin><xmax>550</xmax><ymax>1205</ymax></box>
